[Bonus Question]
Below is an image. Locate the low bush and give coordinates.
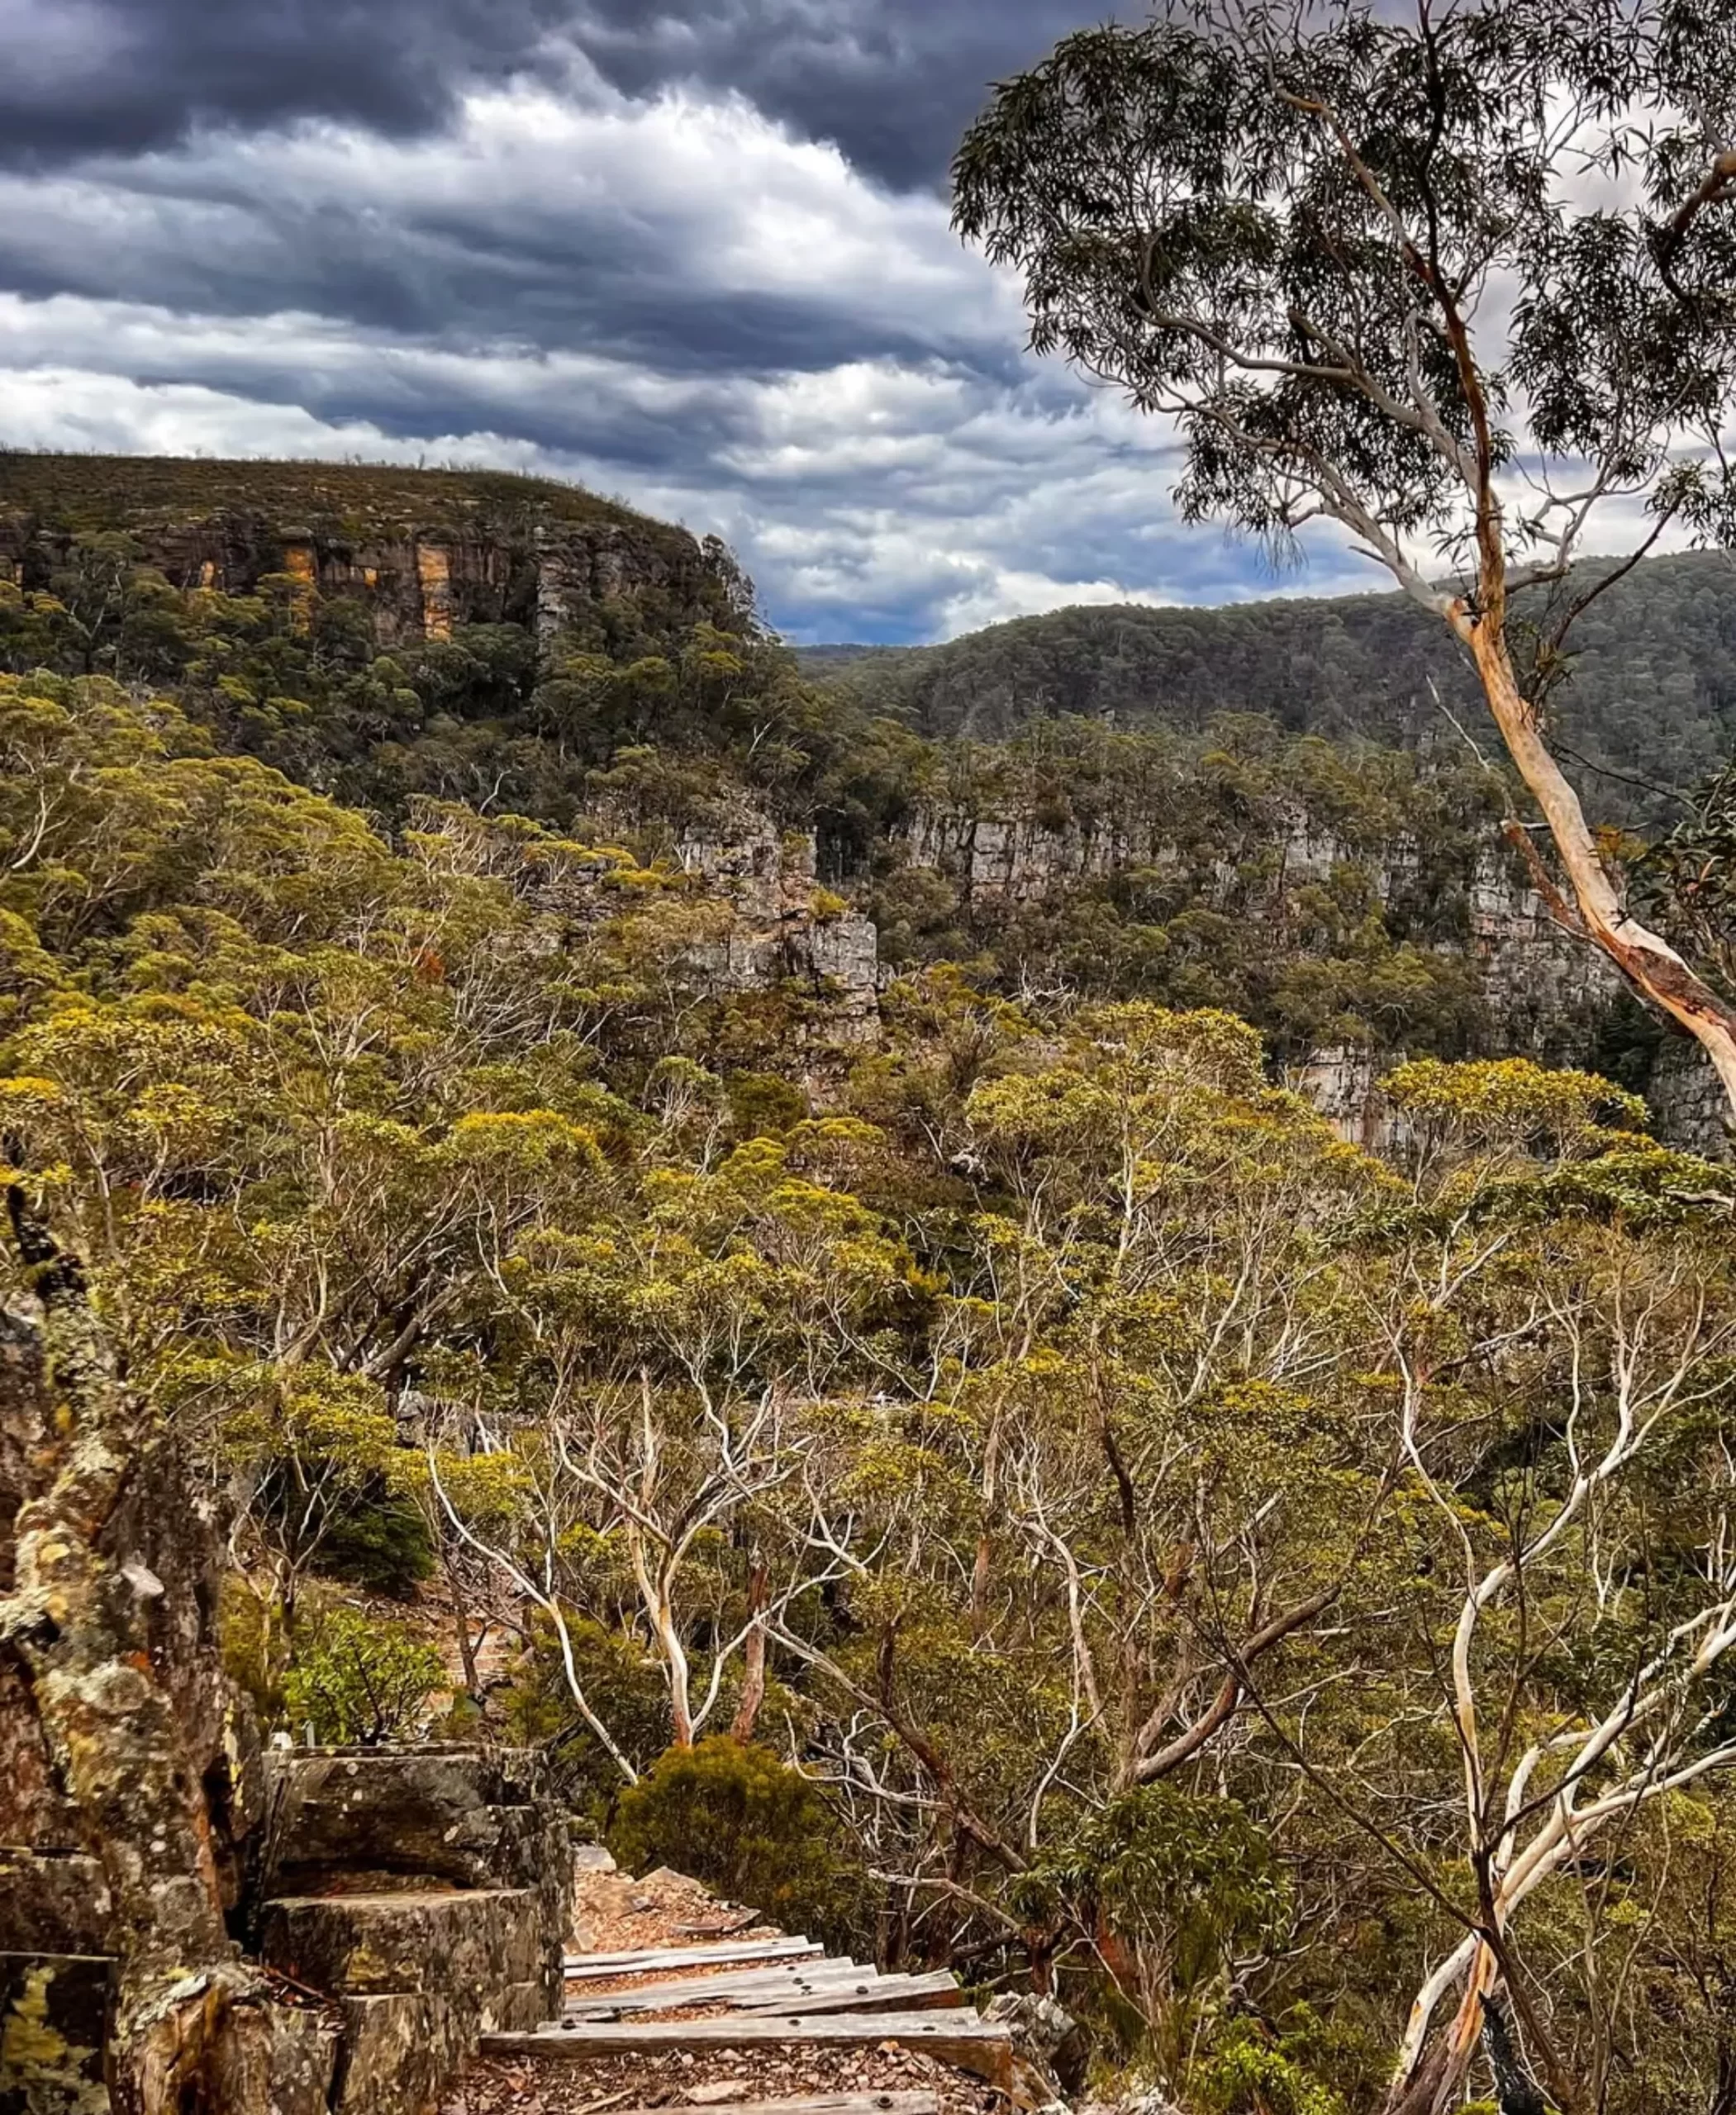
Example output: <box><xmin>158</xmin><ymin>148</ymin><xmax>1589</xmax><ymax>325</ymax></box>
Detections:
<box><xmin>608</xmin><ymin>1737</ymin><xmax>860</xmax><ymax>1945</ymax></box>
<box><xmin>282</xmin><ymin>1604</ymin><xmax>446</xmax><ymax>1746</ymax></box>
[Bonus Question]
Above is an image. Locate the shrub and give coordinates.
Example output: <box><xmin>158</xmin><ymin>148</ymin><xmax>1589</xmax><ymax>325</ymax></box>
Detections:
<box><xmin>498</xmin><ymin>1614</ymin><xmax>673</xmax><ymax>1829</ymax></box>
<box><xmin>608</xmin><ymin>1737</ymin><xmax>859</xmax><ymax>1944</ymax></box>
<box><xmin>316</xmin><ymin>1485</ymin><xmax>435</xmax><ymax>1598</ymax></box>
<box><xmin>726</xmin><ymin>1072</ymin><xmax>810</xmax><ymax>1139</ymax></box>
<box><xmin>282</xmin><ymin>1605</ymin><xmax>445</xmax><ymax>1746</ymax></box>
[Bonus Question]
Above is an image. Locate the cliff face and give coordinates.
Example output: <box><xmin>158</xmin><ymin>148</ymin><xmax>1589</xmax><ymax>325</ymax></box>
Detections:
<box><xmin>0</xmin><ymin>512</ymin><xmax>724</xmax><ymax>648</ymax></box>
<box><xmin>897</xmin><ymin>797</ymin><xmax>1621</xmax><ymax>1038</ymax></box>
<box><xmin>0</xmin><ymin>451</ymin><xmax>730</xmax><ymax>649</ymax></box>
<box><xmin>673</xmin><ymin>819</ymin><xmax>881</xmax><ymax>1043</ymax></box>
<box><xmin>888</xmin><ymin>797</ymin><xmax>1726</xmax><ymax>1152</ymax></box>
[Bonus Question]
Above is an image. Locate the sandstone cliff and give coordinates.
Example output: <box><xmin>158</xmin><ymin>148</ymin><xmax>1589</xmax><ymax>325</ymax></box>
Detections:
<box><xmin>0</xmin><ymin>454</ymin><xmax>730</xmax><ymax>649</ymax></box>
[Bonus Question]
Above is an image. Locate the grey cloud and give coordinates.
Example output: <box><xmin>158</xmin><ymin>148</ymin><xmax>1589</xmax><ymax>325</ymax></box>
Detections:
<box><xmin>564</xmin><ymin>0</ymin><xmax>1122</xmax><ymax>190</ymax></box>
<box><xmin>0</xmin><ymin>105</ymin><xmax>1024</xmax><ymax>383</ymax></box>
<box><xmin>0</xmin><ymin>0</ymin><xmax>1284</xmax><ymax>646</ymax></box>
<box><xmin>0</xmin><ymin>0</ymin><xmax>563</xmax><ymax>169</ymax></box>
<box><xmin>0</xmin><ymin>0</ymin><xmax>1112</xmax><ymax>194</ymax></box>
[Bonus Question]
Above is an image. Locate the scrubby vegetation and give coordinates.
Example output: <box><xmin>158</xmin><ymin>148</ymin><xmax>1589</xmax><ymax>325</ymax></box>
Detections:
<box><xmin>0</xmin><ymin>448</ymin><xmax>676</xmax><ymax>539</ymax></box>
<box><xmin>8</xmin><ymin>459</ymin><xmax>1722</xmax><ymax>1087</ymax></box>
<box><xmin>4</xmin><ymin>634</ymin><xmax>1736</xmax><ymax>2112</ymax></box>
<box><xmin>806</xmin><ymin>553</ymin><xmax>1736</xmax><ymax>825</ymax></box>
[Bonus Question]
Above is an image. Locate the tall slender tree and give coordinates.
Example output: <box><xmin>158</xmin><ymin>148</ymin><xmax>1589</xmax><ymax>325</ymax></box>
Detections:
<box><xmin>954</xmin><ymin>0</ymin><xmax>1736</xmax><ymax>1119</ymax></box>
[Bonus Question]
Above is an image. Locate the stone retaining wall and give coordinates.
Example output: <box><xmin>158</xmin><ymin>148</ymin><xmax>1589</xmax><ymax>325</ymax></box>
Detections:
<box><xmin>1</xmin><ymin>1747</ymin><xmax>573</xmax><ymax>2115</ymax></box>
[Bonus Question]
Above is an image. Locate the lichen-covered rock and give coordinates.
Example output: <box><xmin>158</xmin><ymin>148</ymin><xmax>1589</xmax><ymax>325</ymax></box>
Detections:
<box><xmin>0</xmin><ymin>1952</ymin><xmax>112</xmax><ymax>2115</ymax></box>
<box><xmin>0</xmin><ymin>1233</ymin><xmax>298</xmax><ymax>2115</ymax></box>
<box><xmin>982</xmin><ymin>1993</ymin><xmax>1092</xmax><ymax>2098</ymax></box>
<box><xmin>254</xmin><ymin>1747</ymin><xmax>575</xmax><ymax>2109</ymax></box>
<box><xmin>259</xmin><ymin>1889</ymin><xmax>541</xmax><ymax>1999</ymax></box>
<box><xmin>258</xmin><ymin>1748</ymin><xmax>571</xmax><ymax>2013</ymax></box>
<box><xmin>331</xmin><ymin>1993</ymin><xmax>449</xmax><ymax>2115</ymax></box>
<box><xmin>0</xmin><ymin>1861</ymin><xmax>111</xmax><ymax>1958</ymax></box>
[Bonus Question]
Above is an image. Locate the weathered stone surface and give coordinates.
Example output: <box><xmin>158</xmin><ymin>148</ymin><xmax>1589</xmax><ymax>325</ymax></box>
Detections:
<box><xmin>982</xmin><ymin>1993</ymin><xmax>1091</xmax><ymax>2098</ymax></box>
<box><xmin>205</xmin><ymin>1995</ymin><xmax>340</xmax><ymax>2115</ymax></box>
<box><xmin>254</xmin><ymin>1748</ymin><xmax>576</xmax><ymax>2110</ymax></box>
<box><xmin>0</xmin><ymin>503</ymin><xmax>725</xmax><ymax>659</ymax></box>
<box><xmin>258</xmin><ymin>1747</ymin><xmax>571</xmax><ymax>2013</ymax></box>
<box><xmin>476</xmin><ymin>1983</ymin><xmax>545</xmax><ymax>2036</ymax></box>
<box><xmin>1650</xmin><ymin>1035</ymin><xmax>1732</xmax><ymax>1160</ymax></box>
<box><xmin>0</xmin><ymin>1244</ymin><xmax>299</xmax><ymax>2115</ymax></box>
<box><xmin>260</xmin><ymin>1749</ymin><xmax>557</xmax><ymax>1890</ymax></box>
<box><xmin>669</xmin><ymin>820</ymin><xmax>880</xmax><ymax>1045</ymax></box>
<box><xmin>331</xmin><ymin>1992</ymin><xmax>450</xmax><ymax>2115</ymax></box>
<box><xmin>260</xmin><ymin>1889</ymin><xmax>540</xmax><ymax>1998</ymax></box>
<box><xmin>0</xmin><ymin>1860</ymin><xmax>111</xmax><ymax>1958</ymax></box>
<box><xmin>0</xmin><ymin>1952</ymin><xmax>112</xmax><ymax>2115</ymax></box>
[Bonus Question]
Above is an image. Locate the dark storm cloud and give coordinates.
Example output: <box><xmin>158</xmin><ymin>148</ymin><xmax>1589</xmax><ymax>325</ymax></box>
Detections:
<box><xmin>0</xmin><ymin>0</ymin><xmax>562</xmax><ymax>169</ymax></box>
<box><xmin>564</xmin><ymin>1</ymin><xmax>1124</xmax><ymax>190</ymax></box>
<box><xmin>2</xmin><ymin>0</ymin><xmax>1294</xmax><ymax>644</ymax></box>
<box><xmin>0</xmin><ymin>190</ymin><xmax>996</xmax><ymax>384</ymax></box>
<box><xmin>0</xmin><ymin>0</ymin><xmax>1116</xmax><ymax>194</ymax></box>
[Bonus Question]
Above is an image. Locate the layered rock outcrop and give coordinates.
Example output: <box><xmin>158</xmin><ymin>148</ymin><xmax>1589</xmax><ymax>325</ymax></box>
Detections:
<box><xmin>254</xmin><ymin>1747</ymin><xmax>573</xmax><ymax>2115</ymax></box>
<box><xmin>673</xmin><ymin>820</ymin><xmax>880</xmax><ymax>1044</ymax></box>
<box><xmin>0</xmin><ymin>513</ymin><xmax>725</xmax><ymax>649</ymax></box>
<box><xmin>890</xmin><ymin>798</ymin><xmax>1724</xmax><ymax>1152</ymax></box>
<box><xmin>2</xmin><ymin>1208</ymin><xmax>573</xmax><ymax>2115</ymax></box>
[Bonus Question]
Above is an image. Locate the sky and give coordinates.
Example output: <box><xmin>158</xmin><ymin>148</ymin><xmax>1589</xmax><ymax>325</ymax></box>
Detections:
<box><xmin>0</xmin><ymin>0</ymin><xmax>1377</xmax><ymax>643</ymax></box>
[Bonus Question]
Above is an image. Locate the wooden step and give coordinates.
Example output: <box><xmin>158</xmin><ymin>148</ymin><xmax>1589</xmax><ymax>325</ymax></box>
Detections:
<box><xmin>481</xmin><ymin>2012</ymin><xmax>1014</xmax><ymax>2089</ymax></box>
<box><xmin>574</xmin><ymin>2098</ymin><xmax>938</xmax><ymax>2115</ymax></box>
<box><xmin>735</xmin><ymin>1973</ymin><xmax>962</xmax><ymax>2018</ymax></box>
<box><xmin>564</xmin><ymin>1963</ymin><xmax>879</xmax><ymax>2018</ymax></box>
<box><xmin>564</xmin><ymin>1937</ymin><xmax>822</xmax><ymax>1980</ymax></box>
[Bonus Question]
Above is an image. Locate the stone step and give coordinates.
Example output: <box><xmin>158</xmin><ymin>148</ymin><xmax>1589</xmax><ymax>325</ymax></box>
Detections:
<box><xmin>564</xmin><ymin>1961</ymin><xmax>880</xmax><ymax>2018</ymax></box>
<box><xmin>564</xmin><ymin>1937</ymin><xmax>822</xmax><ymax>1980</ymax></box>
<box><xmin>263</xmin><ymin>1886</ymin><xmax>541</xmax><ymax>1996</ymax></box>
<box><xmin>480</xmin><ymin>2011</ymin><xmax>1015</xmax><ymax>2090</ymax></box>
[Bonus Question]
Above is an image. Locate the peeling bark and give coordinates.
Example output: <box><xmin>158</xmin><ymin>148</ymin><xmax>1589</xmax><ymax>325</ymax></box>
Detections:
<box><xmin>729</xmin><ymin>1557</ymin><xmax>769</xmax><ymax>1742</ymax></box>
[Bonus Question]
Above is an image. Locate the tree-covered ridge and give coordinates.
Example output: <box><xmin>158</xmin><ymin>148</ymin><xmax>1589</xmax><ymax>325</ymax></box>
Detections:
<box><xmin>5</xmin><ymin>488</ymin><xmax>1719</xmax><ymax>1091</ymax></box>
<box><xmin>0</xmin><ymin>511</ymin><xmax>1620</xmax><ymax>1081</ymax></box>
<box><xmin>0</xmin><ymin>448</ymin><xmax>678</xmax><ymax>541</ymax></box>
<box><xmin>5</xmin><ymin>668</ymin><xmax>1736</xmax><ymax>2114</ymax></box>
<box><xmin>806</xmin><ymin>553</ymin><xmax>1736</xmax><ymax>821</ymax></box>
<box><xmin>861</xmin><ymin>715</ymin><xmax>1555</xmax><ymax>1068</ymax></box>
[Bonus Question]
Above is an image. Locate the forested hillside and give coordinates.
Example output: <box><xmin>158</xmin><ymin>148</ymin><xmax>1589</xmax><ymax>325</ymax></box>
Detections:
<box><xmin>5</xmin><ymin>452</ymin><xmax>1721</xmax><ymax>1091</ymax></box>
<box><xmin>6</xmin><ymin>457</ymin><xmax>1736</xmax><ymax>2115</ymax></box>
<box><xmin>806</xmin><ymin>554</ymin><xmax>1736</xmax><ymax>820</ymax></box>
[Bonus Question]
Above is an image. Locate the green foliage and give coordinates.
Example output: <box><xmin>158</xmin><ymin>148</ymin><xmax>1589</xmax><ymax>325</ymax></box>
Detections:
<box><xmin>282</xmin><ymin>1605</ymin><xmax>446</xmax><ymax>1746</ymax></box>
<box><xmin>315</xmin><ymin>1485</ymin><xmax>435</xmax><ymax>1599</ymax></box>
<box><xmin>7</xmin><ymin>457</ymin><xmax>1736</xmax><ymax>2115</ymax></box>
<box><xmin>498</xmin><ymin>1616</ymin><xmax>677</xmax><ymax>1825</ymax></box>
<box><xmin>805</xmin><ymin>557</ymin><xmax>1736</xmax><ymax>825</ymax></box>
<box><xmin>1015</xmin><ymin>1785</ymin><xmax>1287</xmax><ymax>1994</ymax></box>
<box><xmin>1196</xmin><ymin>2020</ymin><xmax>1348</xmax><ymax>2115</ymax></box>
<box><xmin>609</xmin><ymin>1739</ymin><xmax>861</xmax><ymax>1945</ymax></box>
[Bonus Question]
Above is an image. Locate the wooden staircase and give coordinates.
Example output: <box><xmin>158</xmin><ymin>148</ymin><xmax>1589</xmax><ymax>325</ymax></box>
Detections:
<box><xmin>477</xmin><ymin>1932</ymin><xmax>1016</xmax><ymax>2107</ymax></box>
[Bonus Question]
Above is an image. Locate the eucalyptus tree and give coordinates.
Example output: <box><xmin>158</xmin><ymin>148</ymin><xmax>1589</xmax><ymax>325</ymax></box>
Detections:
<box><xmin>954</xmin><ymin>0</ymin><xmax>1736</xmax><ymax>1116</ymax></box>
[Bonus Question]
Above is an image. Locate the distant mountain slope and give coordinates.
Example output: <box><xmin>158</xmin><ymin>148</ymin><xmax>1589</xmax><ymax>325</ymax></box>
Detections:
<box><xmin>802</xmin><ymin>554</ymin><xmax>1736</xmax><ymax>819</ymax></box>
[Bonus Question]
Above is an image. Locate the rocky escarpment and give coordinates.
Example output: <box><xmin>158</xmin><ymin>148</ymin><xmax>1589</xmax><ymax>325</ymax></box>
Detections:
<box><xmin>0</xmin><ymin>453</ymin><xmax>731</xmax><ymax>649</ymax></box>
<box><xmin>1</xmin><ymin>1223</ymin><xmax>573</xmax><ymax>2115</ymax></box>
<box><xmin>897</xmin><ymin>799</ymin><xmax>1623</xmax><ymax>1045</ymax></box>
